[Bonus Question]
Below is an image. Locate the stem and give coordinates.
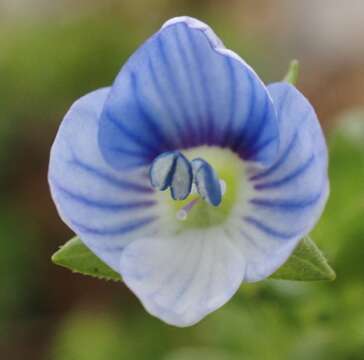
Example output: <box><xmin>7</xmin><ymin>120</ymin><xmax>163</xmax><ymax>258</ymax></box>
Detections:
<box><xmin>284</xmin><ymin>59</ymin><xmax>300</xmax><ymax>85</ymax></box>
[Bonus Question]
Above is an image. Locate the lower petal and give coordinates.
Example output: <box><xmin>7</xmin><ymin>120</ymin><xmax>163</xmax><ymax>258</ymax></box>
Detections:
<box><xmin>119</xmin><ymin>228</ymin><xmax>246</xmax><ymax>327</ymax></box>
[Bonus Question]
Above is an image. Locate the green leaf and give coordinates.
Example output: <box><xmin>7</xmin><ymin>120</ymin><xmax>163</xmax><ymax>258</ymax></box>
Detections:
<box><xmin>283</xmin><ymin>59</ymin><xmax>300</xmax><ymax>85</ymax></box>
<box><xmin>52</xmin><ymin>236</ymin><xmax>335</xmax><ymax>283</ymax></box>
<box><xmin>270</xmin><ymin>236</ymin><xmax>336</xmax><ymax>281</ymax></box>
<box><xmin>51</xmin><ymin>237</ymin><xmax>121</xmax><ymax>282</ymax></box>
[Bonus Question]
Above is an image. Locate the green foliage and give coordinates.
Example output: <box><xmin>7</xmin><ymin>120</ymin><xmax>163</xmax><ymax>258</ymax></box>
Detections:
<box><xmin>283</xmin><ymin>59</ymin><xmax>300</xmax><ymax>85</ymax></box>
<box><xmin>52</xmin><ymin>236</ymin><xmax>334</xmax><ymax>282</ymax></box>
<box><xmin>0</xmin><ymin>207</ymin><xmax>41</xmax><ymax>334</ymax></box>
<box><xmin>52</xmin><ymin>237</ymin><xmax>121</xmax><ymax>282</ymax></box>
<box><xmin>50</xmin><ymin>311</ymin><xmax>126</xmax><ymax>360</ymax></box>
<box><xmin>270</xmin><ymin>237</ymin><xmax>335</xmax><ymax>281</ymax></box>
<box><xmin>163</xmin><ymin>348</ymin><xmax>235</xmax><ymax>360</ymax></box>
<box><xmin>0</xmin><ymin>16</ymin><xmax>140</xmax><ymax>123</ymax></box>
<box><xmin>311</xmin><ymin>109</ymin><xmax>364</xmax><ymax>279</ymax></box>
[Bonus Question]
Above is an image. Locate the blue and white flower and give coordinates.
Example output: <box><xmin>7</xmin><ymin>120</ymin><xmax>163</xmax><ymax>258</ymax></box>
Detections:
<box><xmin>49</xmin><ymin>17</ymin><xmax>329</xmax><ymax>327</ymax></box>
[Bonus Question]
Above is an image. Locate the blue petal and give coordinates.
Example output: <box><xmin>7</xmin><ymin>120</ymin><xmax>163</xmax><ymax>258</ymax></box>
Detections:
<box><xmin>98</xmin><ymin>16</ymin><xmax>279</xmax><ymax>170</ymax></box>
<box><xmin>119</xmin><ymin>229</ymin><xmax>246</xmax><ymax>327</ymax></box>
<box><xmin>236</xmin><ymin>82</ymin><xmax>329</xmax><ymax>282</ymax></box>
<box><xmin>48</xmin><ymin>88</ymin><xmax>159</xmax><ymax>272</ymax></box>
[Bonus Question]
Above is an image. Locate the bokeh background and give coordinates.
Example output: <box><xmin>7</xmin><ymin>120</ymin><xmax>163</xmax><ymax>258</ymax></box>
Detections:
<box><xmin>1</xmin><ymin>0</ymin><xmax>364</xmax><ymax>359</ymax></box>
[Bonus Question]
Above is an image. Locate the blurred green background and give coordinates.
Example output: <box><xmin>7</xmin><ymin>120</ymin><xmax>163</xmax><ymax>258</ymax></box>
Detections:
<box><xmin>1</xmin><ymin>0</ymin><xmax>364</xmax><ymax>359</ymax></box>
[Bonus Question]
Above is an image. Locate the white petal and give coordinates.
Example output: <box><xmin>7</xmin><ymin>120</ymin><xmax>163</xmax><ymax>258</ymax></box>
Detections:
<box><xmin>119</xmin><ymin>228</ymin><xmax>246</xmax><ymax>327</ymax></box>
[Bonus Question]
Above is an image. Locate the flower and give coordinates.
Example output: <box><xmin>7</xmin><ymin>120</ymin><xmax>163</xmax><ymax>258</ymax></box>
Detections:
<box><xmin>48</xmin><ymin>16</ymin><xmax>329</xmax><ymax>327</ymax></box>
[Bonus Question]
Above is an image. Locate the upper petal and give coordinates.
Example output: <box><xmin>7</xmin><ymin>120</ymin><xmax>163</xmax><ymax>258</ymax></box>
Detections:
<box><xmin>119</xmin><ymin>228</ymin><xmax>246</xmax><ymax>327</ymax></box>
<box><xmin>236</xmin><ymin>82</ymin><xmax>329</xmax><ymax>281</ymax></box>
<box><xmin>98</xmin><ymin>16</ymin><xmax>279</xmax><ymax>170</ymax></box>
<box><xmin>48</xmin><ymin>88</ymin><xmax>160</xmax><ymax>272</ymax></box>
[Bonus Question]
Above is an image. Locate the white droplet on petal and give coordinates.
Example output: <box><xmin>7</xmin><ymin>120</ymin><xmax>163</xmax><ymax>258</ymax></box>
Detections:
<box><xmin>220</xmin><ymin>179</ymin><xmax>227</xmax><ymax>195</ymax></box>
<box><xmin>176</xmin><ymin>209</ymin><xmax>188</xmax><ymax>221</ymax></box>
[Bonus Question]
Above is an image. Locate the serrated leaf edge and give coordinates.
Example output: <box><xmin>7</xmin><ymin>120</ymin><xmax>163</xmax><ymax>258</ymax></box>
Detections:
<box><xmin>51</xmin><ymin>241</ymin><xmax>122</xmax><ymax>282</ymax></box>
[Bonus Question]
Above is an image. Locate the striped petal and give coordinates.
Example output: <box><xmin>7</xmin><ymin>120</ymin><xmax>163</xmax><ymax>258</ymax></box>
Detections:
<box><xmin>98</xmin><ymin>16</ymin><xmax>279</xmax><ymax>170</ymax></box>
<box><xmin>233</xmin><ymin>82</ymin><xmax>329</xmax><ymax>282</ymax></box>
<box><xmin>48</xmin><ymin>88</ymin><xmax>160</xmax><ymax>272</ymax></box>
<box><xmin>119</xmin><ymin>228</ymin><xmax>246</xmax><ymax>327</ymax></box>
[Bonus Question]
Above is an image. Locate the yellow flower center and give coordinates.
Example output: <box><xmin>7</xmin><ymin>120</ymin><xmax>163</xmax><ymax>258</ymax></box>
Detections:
<box><xmin>158</xmin><ymin>146</ymin><xmax>246</xmax><ymax>229</ymax></box>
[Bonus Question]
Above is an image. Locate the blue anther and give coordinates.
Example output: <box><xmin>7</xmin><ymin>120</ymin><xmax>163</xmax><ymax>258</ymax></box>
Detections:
<box><xmin>170</xmin><ymin>153</ymin><xmax>193</xmax><ymax>200</ymax></box>
<box><xmin>149</xmin><ymin>151</ymin><xmax>178</xmax><ymax>191</ymax></box>
<box><xmin>150</xmin><ymin>151</ymin><xmax>193</xmax><ymax>200</ymax></box>
<box><xmin>150</xmin><ymin>153</ymin><xmax>222</xmax><ymax>205</ymax></box>
<box><xmin>191</xmin><ymin>158</ymin><xmax>222</xmax><ymax>206</ymax></box>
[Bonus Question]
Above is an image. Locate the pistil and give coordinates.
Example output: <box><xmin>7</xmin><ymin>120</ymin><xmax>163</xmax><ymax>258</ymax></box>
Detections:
<box><xmin>176</xmin><ymin>198</ymin><xmax>200</xmax><ymax>221</ymax></box>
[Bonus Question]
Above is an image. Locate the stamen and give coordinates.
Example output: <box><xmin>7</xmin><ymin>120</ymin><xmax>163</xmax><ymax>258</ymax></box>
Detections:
<box><xmin>150</xmin><ymin>152</ymin><xmax>225</xmax><ymax>207</ymax></box>
<box><xmin>192</xmin><ymin>158</ymin><xmax>222</xmax><ymax>206</ymax></box>
<box><xmin>150</xmin><ymin>151</ymin><xmax>192</xmax><ymax>200</ymax></box>
<box><xmin>176</xmin><ymin>198</ymin><xmax>199</xmax><ymax>221</ymax></box>
<box><xmin>170</xmin><ymin>153</ymin><xmax>193</xmax><ymax>200</ymax></box>
<box><xmin>149</xmin><ymin>151</ymin><xmax>178</xmax><ymax>191</ymax></box>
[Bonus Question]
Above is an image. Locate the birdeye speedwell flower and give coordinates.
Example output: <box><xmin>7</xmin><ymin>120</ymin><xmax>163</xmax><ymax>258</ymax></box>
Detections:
<box><xmin>49</xmin><ymin>16</ymin><xmax>329</xmax><ymax>327</ymax></box>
